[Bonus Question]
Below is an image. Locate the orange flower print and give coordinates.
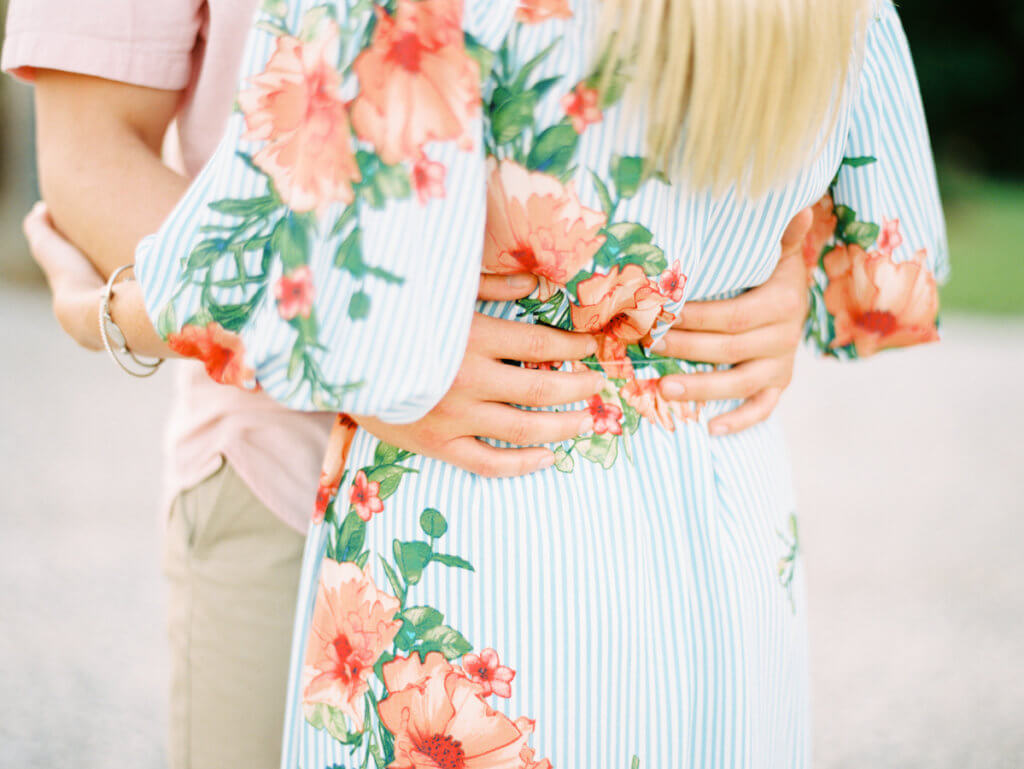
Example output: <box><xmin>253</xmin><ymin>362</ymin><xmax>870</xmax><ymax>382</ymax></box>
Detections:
<box><xmin>823</xmin><ymin>244</ymin><xmax>940</xmax><ymax>356</ymax></box>
<box><xmin>803</xmin><ymin>194</ymin><xmax>837</xmax><ymax>278</ymax></box>
<box><xmin>876</xmin><ymin>217</ymin><xmax>903</xmax><ymax>256</ymax></box>
<box><xmin>349</xmin><ymin>470</ymin><xmax>384</xmax><ymax>521</ymax></box>
<box><xmin>167</xmin><ymin>322</ymin><xmax>255</xmax><ymax>389</ymax></box>
<box><xmin>520</xmin><ymin>747</ymin><xmax>553</xmax><ymax>769</ymax></box>
<box><xmin>275</xmin><ymin>265</ymin><xmax>315</xmax><ymax>320</ymax></box>
<box><xmin>621</xmin><ymin>377</ymin><xmax>697</xmax><ymax>431</ymax></box>
<box><xmin>593</xmin><ymin>335</ymin><xmax>635</xmax><ymax>380</ymax></box>
<box><xmin>238</xmin><ymin>20</ymin><xmax>360</xmax><ymax>214</ymax></box>
<box><xmin>571</xmin><ymin>263</ymin><xmax>672</xmax><ymax>344</ymax></box>
<box><xmin>586</xmin><ymin>394</ymin><xmax>624</xmax><ymax>435</ymax></box>
<box><xmin>484</xmin><ymin>158</ymin><xmax>606</xmax><ymax>300</ymax></box>
<box><xmin>462</xmin><ymin>648</ymin><xmax>516</xmax><ymax>699</ymax></box>
<box><xmin>350</xmin><ymin>0</ymin><xmax>480</xmax><ymax>165</ymax></box>
<box><xmin>516</xmin><ymin>0</ymin><xmax>573</xmax><ymax>24</ymax></box>
<box><xmin>377</xmin><ymin>651</ymin><xmax>548</xmax><ymax>769</ymax></box>
<box><xmin>561</xmin><ymin>84</ymin><xmax>602</xmax><ymax>133</ymax></box>
<box><xmin>412</xmin><ymin>156</ymin><xmax>447</xmax><ymax>204</ymax></box>
<box><xmin>301</xmin><ymin>559</ymin><xmax>401</xmax><ymax>730</ymax></box>
<box><xmin>524</xmin><ymin>360</ymin><xmax>563</xmax><ymax>371</ymax></box>
<box><xmin>313</xmin><ymin>414</ymin><xmax>358</xmax><ymax>524</ymax></box>
<box><xmin>657</xmin><ymin>260</ymin><xmax>687</xmax><ymax>303</ymax></box>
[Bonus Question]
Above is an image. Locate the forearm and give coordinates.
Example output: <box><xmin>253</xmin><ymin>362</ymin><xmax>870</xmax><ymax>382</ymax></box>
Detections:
<box><xmin>33</xmin><ymin>70</ymin><xmax>189</xmax><ymax>277</ymax></box>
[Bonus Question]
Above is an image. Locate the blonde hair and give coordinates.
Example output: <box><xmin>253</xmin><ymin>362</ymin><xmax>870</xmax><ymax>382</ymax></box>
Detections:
<box><xmin>600</xmin><ymin>0</ymin><xmax>875</xmax><ymax>195</ymax></box>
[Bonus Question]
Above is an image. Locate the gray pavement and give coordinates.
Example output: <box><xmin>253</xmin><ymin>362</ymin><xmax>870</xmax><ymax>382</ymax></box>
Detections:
<box><xmin>1</xmin><ymin>283</ymin><xmax>1022</xmax><ymax>768</ymax></box>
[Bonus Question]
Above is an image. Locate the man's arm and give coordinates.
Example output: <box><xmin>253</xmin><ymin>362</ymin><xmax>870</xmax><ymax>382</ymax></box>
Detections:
<box><xmin>33</xmin><ymin>69</ymin><xmax>189</xmax><ymax>277</ymax></box>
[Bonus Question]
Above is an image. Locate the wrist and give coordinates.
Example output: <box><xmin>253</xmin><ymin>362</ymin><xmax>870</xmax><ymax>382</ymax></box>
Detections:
<box><xmin>77</xmin><ymin>286</ymin><xmax>106</xmax><ymax>351</ymax></box>
<box><xmin>53</xmin><ymin>284</ymin><xmax>105</xmax><ymax>352</ymax></box>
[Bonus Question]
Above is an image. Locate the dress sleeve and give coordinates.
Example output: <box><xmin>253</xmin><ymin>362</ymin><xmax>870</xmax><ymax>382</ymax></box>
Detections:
<box><xmin>134</xmin><ymin>0</ymin><xmax>487</xmax><ymax>422</ymax></box>
<box><xmin>803</xmin><ymin>1</ymin><xmax>949</xmax><ymax>359</ymax></box>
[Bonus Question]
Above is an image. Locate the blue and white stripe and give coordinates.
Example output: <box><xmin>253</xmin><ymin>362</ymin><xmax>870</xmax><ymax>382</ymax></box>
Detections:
<box><xmin>131</xmin><ymin>0</ymin><xmax>945</xmax><ymax>766</ymax></box>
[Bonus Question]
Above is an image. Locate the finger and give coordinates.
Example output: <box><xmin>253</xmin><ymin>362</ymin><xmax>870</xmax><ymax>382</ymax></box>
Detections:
<box><xmin>478</xmin><ymin>361</ymin><xmax>604</xmax><ymax>407</ymax></box>
<box><xmin>654</xmin><ymin>325</ymin><xmax>793</xmax><ymax>365</ymax></box>
<box><xmin>468</xmin><ymin>403</ymin><xmax>593</xmax><ymax>446</ymax></box>
<box><xmin>673</xmin><ymin>245</ymin><xmax>808</xmax><ymax>335</ymax></box>
<box><xmin>708</xmin><ymin>387</ymin><xmax>783</xmax><ymax>436</ymax></box>
<box><xmin>659</xmin><ymin>358</ymin><xmax>780</xmax><ymax>402</ymax></box>
<box><xmin>23</xmin><ymin>203</ymin><xmax>62</xmax><ymax>284</ymax></box>
<box><xmin>780</xmin><ymin>207</ymin><xmax>813</xmax><ymax>253</ymax></box>
<box><xmin>23</xmin><ymin>203</ymin><xmax>105</xmax><ymax>288</ymax></box>
<box><xmin>477</xmin><ymin>273</ymin><xmax>538</xmax><ymax>302</ymax></box>
<box><xmin>445</xmin><ymin>438</ymin><xmax>554</xmax><ymax>478</ymax></box>
<box><xmin>473</xmin><ymin>314</ymin><xmax>598</xmax><ymax>362</ymax></box>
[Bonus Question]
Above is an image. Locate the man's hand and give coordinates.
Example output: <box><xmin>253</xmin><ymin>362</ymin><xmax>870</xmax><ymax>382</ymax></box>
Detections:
<box><xmin>24</xmin><ymin>203</ymin><xmax>171</xmax><ymax>358</ymax></box>
<box><xmin>24</xmin><ymin>202</ymin><xmax>105</xmax><ymax>350</ymax></box>
<box><xmin>353</xmin><ymin>274</ymin><xmax>605</xmax><ymax>478</ymax></box>
<box><xmin>655</xmin><ymin>208</ymin><xmax>813</xmax><ymax>435</ymax></box>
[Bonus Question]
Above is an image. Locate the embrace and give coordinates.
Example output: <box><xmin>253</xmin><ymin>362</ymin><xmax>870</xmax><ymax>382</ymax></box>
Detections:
<box><xmin>5</xmin><ymin>0</ymin><xmax>946</xmax><ymax>767</ymax></box>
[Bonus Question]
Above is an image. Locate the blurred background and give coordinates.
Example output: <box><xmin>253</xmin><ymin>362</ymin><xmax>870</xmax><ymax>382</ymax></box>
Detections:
<box><xmin>1</xmin><ymin>1</ymin><xmax>1022</xmax><ymax>768</ymax></box>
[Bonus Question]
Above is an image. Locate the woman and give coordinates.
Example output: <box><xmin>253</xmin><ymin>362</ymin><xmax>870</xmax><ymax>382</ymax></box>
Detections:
<box><xmin>37</xmin><ymin>0</ymin><xmax>947</xmax><ymax>766</ymax></box>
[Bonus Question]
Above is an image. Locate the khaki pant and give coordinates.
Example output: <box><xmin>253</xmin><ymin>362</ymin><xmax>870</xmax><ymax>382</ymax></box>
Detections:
<box><xmin>163</xmin><ymin>460</ymin><xmax>305</xmax><ymax>769</ymax></box>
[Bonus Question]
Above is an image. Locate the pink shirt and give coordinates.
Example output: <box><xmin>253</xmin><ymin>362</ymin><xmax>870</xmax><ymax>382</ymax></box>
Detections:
<box><xmin>3</xmin><ymin>0</ymin><xmax>334</xmax><ymax>532</ymax></box>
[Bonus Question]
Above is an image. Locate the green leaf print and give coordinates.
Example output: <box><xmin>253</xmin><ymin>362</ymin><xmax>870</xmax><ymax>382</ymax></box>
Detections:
<box><xmin>490</xmin><ymin>90</ymin><xmax>537</xmax><ymax>145</ymax></box>
<box><xmin>401</xmin><ymin>605</ymin><xmax>444</xmax><ymax>634</ymax></box>
<box><xmin>419</xmin><ymin>508</ymin><xmax>448</xmax><ymax>538</ymax></box>
<box><xmin>464</xmin><ymin>32</ymin><xmax>495</xmax><ymax>80</ymax></box>
<box><xmin>553</xmin><ymin>445</ymin><xmax>575</xmax><ymax>473</ymax></box>
<box><xmin>418</xmin><ymin>625</ymin><xmax>472</xmax><ymax>659</ymax></box>
<box><xmin>156</xmin><ymin>303</ymin><xmax>177</xmax><ymax>339</ymax></box>
<box><xmin>305</xmin><ymin>703</ymin><xmax>364</xmax><ymax>745</ymax></box>
<box><xmin>271</xmin><ymin>213</ymin><xmax>311</xmax><ymax>270</ymax></box>
<box><xmin>842</xmin><ymin>220</ymin><xmax>881</xmax><ymax>250</ymax></box>
<box><xmin>336</xmin><ymin>512</ymin><xmax>367</xmax><ymax>563</ymax></box>
<box><xmin>185</xmin><ymin>238</ymin><xmax>228</xmax><ymax>271</ymax></box>
<box><xmin>610</xmin><ymin>155</ymin><xmax>646</xmax><ymax>199</ymax></box>
<box><xmin>348</xmin><ymin>291</ymin><xmax>372</xmax><ymax>320</ymax></box>
<box><xmin>208</xmin><ymin>194</ymin><xmax>279</xmax><ymax>218</ymax></box>
<box><xmin>393</xmin><ymin>540</ymin><xmax>432</xmax><ymax>585</ymax></box>
<box><xmin>841</xmin><ymin>155</ymin><xmax>877</xmax><ymax>168</ymax></box>
<box><xmin>431</xmin><ymin>553</ymin><xmax>474</xmax><ymax>572</ymax></box>
<box><xmin>620</xmin><ymin>242</ymin><xmax>668</xmax><ymax>276</ymax></box>
<box><xmin>379</xmin><ymin>556</ymin><xmax>407</xmax><ymax>604</ymax></box>
<box><xmin>590</xmin><ymin>170</ymin><xmax>615</xmax><ymax>217</ymax></box>
<box><xmin>575</xmin><ymin>432</ymin><xmax>620</xmax><ymax>469</ymax></box>
<box><xmin>527</xmin><ymin>123</ymin><xmax>579</xmax><ymax>176</ymax></box>
<box><xmin>605</xmin><ymin>221</ymin><xmax>654</xmax><ymax>248</ymax></box>
<box><xmin>366</xmin><ymin>464</ymin><xmax>416</xmax><ymax>503</ymax></box>
<box><xmin>512</xmin><ymin>36</ymin><xmax>562</xmax><ymax>91</ymax></box>
<box><xmin>373</xmin><ymin>442</ymin><xmax>401</xmax><ymax>466</ymax></box>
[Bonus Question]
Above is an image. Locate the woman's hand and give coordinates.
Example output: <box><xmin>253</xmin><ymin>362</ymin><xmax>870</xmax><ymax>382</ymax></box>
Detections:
<box><xmin>354</xmin><ymin>276</ymin><xmax>606</xmax><ymax>478</ymax></box>
<box><xmin>24</xmin><ymin>202</ymin><xmax>106</xmax><ymax>351</ymax></box>
<box><xmin>654</xmin><ymin>208</ymin><xmax>813</xmax><ymax>435</ymax></box>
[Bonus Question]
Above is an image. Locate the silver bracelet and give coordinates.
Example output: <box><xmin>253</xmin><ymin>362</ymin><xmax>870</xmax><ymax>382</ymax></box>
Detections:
<box><xmin>98</xmin><ymin>264</ymin><xmax>165</xmax><ymax>378</ymax></box>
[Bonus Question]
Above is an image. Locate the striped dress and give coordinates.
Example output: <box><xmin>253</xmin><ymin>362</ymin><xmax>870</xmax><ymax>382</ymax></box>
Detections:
<box><xmin>134</xmin><ymin>1</ymin><xmax>948</xmax><ymax>767</ymax></box>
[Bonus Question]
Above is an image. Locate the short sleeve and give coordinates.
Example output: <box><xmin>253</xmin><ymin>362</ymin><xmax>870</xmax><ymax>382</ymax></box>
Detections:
<box><xmin>1</xmin><ymin>0</ymin><xmax>203</xmax><ymax>89</ymax></box>
<box><xmin>134</xmin><ymin>0</ymin><xmax>487</xmax><ymax>422</ymax></box>
<box><xmin>803</xmin><ymin>1</ymin><xmax>949</xmax><ymax>359</ymax></box>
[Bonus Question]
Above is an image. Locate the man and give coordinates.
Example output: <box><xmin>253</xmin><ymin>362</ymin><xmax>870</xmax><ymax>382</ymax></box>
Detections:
<box><xmin>4</xmin><ymin>2</ymin><xmax>809</xmax><ymax>765</ymax></box>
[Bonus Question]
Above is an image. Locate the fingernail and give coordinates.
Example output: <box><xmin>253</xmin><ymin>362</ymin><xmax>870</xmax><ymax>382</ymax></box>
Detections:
<box><xmin>577</xmin><ymin>416</ymin><xmax>594</xmax><ymax>435</ymax></box>
<box><xmin>709</xmin><ymin>423</ymin><xmax>728</xmax><ymax>436</ymax></box>
<box><xmin>537</xmin><ymin>453</ymin><xmax>555</xmax><ymax>470</ymax></box>
<box><xmin>506</xmin><ymin>274</ymin><xmax>535</xmax><ymax>290</ymax></box>
<box><xmin>661</xmin><ymin>380</ymin><xmax>685</xmax><ymax>398</ymax></box>
<box><xmin>649</xmin><ymin>338</ymin><xmax>667</xmax><ymax>353</ymax></box>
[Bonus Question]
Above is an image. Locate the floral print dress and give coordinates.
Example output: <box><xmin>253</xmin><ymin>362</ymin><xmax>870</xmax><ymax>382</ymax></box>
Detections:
<box><xmin>134</xmin><ymin>1</ymin><xmax>948</xmax><ymax>767</ymax></box>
